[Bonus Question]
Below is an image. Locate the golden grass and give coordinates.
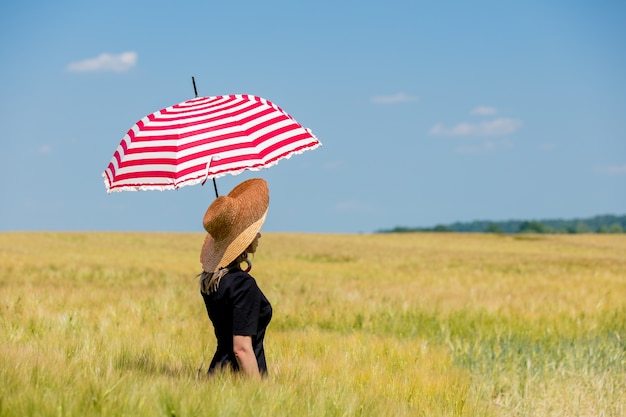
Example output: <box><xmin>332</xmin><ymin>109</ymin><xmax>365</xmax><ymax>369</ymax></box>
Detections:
<box><xmin>1</xmin><ymin>232</ymin><xmax>625</xmax><ymax>416</ymax></box>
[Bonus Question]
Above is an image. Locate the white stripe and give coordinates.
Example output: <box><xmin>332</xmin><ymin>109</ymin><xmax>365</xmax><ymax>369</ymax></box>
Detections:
<box><xmin>116</xmin><ymin>163</ymin><xmax>176</xmax><ymax>174</ymax></box>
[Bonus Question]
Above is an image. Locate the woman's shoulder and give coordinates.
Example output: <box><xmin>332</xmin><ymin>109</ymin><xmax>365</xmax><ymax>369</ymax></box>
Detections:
<box><xmin>225</xmin><ymin>269</ymin><xmax>258</xmax><ymax>288</ymax></box>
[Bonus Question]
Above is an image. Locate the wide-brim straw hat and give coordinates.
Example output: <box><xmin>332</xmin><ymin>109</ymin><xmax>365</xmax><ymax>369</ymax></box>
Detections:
<box><xmin>200</xmin><ymin>178</ymin><xmax>269</xmax><ymax>273</ymax></box>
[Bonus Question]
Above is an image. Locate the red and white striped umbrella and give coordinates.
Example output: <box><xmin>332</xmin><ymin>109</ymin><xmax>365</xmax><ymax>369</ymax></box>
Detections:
<box><xmin>102</xmin><ymin>94</ymin><xmax>321</xmax><ymax>194</ymax></box>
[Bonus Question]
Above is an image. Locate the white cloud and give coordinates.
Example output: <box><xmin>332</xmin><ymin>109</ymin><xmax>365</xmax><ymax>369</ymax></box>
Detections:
<box><xmin>67</xmin><ymin>51</ymin><xmax>138</xmax><ymax>73</ymax></box>
<box><xmin>539</xmin><ymin>143</ymin><xmax>556</xmax><ymax>151</ymax></box>
<box><xmin>429</xmin><ymin>118</ymin><xmax>523</xmax><ymax>137</ymax></box>
<box><xmin>471</xmin><ymin>106</ymin><xmax>497</xmax><ymax>116</ymax></box>
<box><xmin>605</xmin><ymin>164</ymin><xmax>626</xmax><ymax>175</ymax></box>
<box><xmin>454</xmin><ymin>139</ymin><xmax>514</xmax><ymax>154</ymax></box>
<box><xmin>370</xmin><ymin>92</ymin><xmax>419</xmax><ymax>104</ymax></box>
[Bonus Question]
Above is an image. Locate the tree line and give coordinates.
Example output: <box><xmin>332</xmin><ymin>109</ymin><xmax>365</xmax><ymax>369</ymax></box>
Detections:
<box><xmin>379</xmin><ymin>214</ymin><xmax>626</xmax><ymax>234</ymax></box>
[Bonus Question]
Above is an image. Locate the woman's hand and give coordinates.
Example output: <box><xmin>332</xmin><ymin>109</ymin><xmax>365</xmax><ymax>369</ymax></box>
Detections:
<box><xmin>233</xmin><ymin>335</ymin><xmax>261</xmax><ymax>379</ymax></box>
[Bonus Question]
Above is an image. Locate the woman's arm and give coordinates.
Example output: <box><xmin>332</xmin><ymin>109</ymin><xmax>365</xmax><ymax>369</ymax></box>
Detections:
<box><xmin>233</xmin><ymin>335</ymin><xmax>261</xmax><ymax>379</ymax></box>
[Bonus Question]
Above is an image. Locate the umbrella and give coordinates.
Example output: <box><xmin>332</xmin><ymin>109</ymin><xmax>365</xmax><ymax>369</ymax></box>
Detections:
<box><xmin>102</xmin><ymin>85</ymin><xmax>321</xmax><ymax>197</ymax></box>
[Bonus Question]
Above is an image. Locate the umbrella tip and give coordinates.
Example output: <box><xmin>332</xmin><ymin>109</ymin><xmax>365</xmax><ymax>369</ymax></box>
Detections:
<box><xmin>192</xmin><ymin>76</ymin><xmax>198</xmax><ymax>98</ymax></box>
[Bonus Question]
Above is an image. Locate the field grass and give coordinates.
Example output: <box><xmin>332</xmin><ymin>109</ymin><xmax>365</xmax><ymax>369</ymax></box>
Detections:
<box><xmin>1</xmin><ymin>231</ymin><xmax>625</xmax><ymax>416</ymax></box>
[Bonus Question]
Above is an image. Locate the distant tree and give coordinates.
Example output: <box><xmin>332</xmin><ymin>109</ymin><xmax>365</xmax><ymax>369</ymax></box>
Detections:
<box><xmin>378</xmin><ymin>214</ymin><xmax>626</xmax><ymax>235</ymax></box>
<box><xmin>386</xmin><ymin>226</ymin><xmax>416</xmax><ymax>233</ymax></box>
<box><xmin>575</xmin><ymin>221</ymin><xmax>591</xmax><ymax>234</ymax></box>
<box><xmin>598</xmin><ymin>223</ymin><xmax>624</xmax><ymax>234</ymax></box>
<box><xmin>519</xmin><ymin>221</ymin><xmax>547</xmax><ymax>234</ymax></box>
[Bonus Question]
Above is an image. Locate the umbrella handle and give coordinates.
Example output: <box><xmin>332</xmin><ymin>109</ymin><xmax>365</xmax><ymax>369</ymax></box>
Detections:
<box><xmin>212</xmin><ymin>179</ymin><xmax>218</xmax><ymax>198</ymax></box>
<box><xmin>201</xmin><ymin>157</ymin><xmax>219</xmax><ymax>197</ymax></box>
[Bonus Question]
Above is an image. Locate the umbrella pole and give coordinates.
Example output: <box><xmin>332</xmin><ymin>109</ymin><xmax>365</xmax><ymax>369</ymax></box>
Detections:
<box><xmin>192</xmin><ymin>76</ymin><xmax>219</xmax><ymax>198</ymax></box>
<box><xmin>192</xmin><ymin>76</ymin><xmax>198</xmax><ymax>98</ymax></box>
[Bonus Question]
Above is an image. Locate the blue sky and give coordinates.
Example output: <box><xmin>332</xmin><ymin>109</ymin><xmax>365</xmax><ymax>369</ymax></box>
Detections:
<box><xmin>1</xmin><ymin>0</ymin><xmax>624</xmax><ymax>233</ymax></box>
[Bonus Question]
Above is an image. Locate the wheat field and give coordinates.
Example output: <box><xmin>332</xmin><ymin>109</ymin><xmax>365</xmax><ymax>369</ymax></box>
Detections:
<box><xmin>1</xmin><ymin>232</ymin><xmax>625</xmax><ymax>416</ymax></box>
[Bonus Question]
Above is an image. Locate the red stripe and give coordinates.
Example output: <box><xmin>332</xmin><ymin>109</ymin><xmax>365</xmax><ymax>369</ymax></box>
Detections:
<box><xmin>134</xmin><ymin>105</ymin><xmax>277</xmax><ymax>142</ymax></box>
<box><xmin>112</xmin><ymin>171</ymin><xmax>177</xmax><ymax>181</ymax></box>
<box><xmin>150</xmin><ymin>98</ymin><xmax>258</xmax><ymax>125</ymax></box>
<box><xmin>206</xmin><ymin>141</ymin><xmax>320</xmax><ymax>178</ymax></box>
<box><xmin>169</xmin><ymin>95</ymin><xmax>239</xmax><ymax>112</ymax></box>
<box><xmin>175</xmin><ymin>112</ymin><xmax>290</xmax><ymax>151</ymax></box>
<box><xmin>107</xmin><ymin>139</ymin><xmax>319</xmax><ymax>190</ymax></box>
<box><xmin>116</xmin><ymin>122</ymin><xmax>308</xmax><ymax>169</ymax></box>
<box><xmin>198</xmin><ymin>133</ymin><xmax>315</xmax><ymax>168</ymax></box>
<box><xmin>124</xmin><ymin>112</ymin><xmax>294</xmax><ymax>158</ymax></box>
<box><xmin>177</xmin><ymin>124</ymin><xmax>303</xmax><ymax>165</ymax></box>
<box><xmin>125</xmin><ymin>146</ymin><xmax>178</xmax><ymax>154</ymax></box>
<box><xmin>110</xmin><ymin>136</ymin><xmax>318</xmax><ymax>184</ymax></box>
<box><xmin>118</xmin><ymin>158</ymin><xmax>176</xmax><ymax>168</ymax></box>
<box><xmin>164</xmin><ymin>96</ymin><xmax>245</xmax><ymax>118</ymax></box>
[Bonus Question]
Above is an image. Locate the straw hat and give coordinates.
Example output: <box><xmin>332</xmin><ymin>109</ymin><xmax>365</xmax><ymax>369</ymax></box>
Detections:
<box><xmin>200</xmin><ymin>178</ymin><xmax>269</xmax><ymax>273</ymax></box>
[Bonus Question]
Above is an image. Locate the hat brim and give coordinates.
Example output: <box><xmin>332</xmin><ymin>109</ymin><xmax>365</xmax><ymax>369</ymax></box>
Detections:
<box><xmin>201</xmin><ymin>209</ymin><xmax>267</xmax><ymax>272</ymax></box>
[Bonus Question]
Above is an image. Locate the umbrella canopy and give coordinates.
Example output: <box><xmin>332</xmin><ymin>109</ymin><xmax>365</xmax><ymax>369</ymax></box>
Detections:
<box><xmin>102</xmin><ymin>94</ymin><xmax>321</xmax><ymax>194</ymax></box>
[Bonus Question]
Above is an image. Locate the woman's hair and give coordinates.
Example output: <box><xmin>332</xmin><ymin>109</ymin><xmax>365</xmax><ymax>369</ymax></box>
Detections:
<box><xmin>199</xmin><ymin>251</ymin><xmax>251</xmax><ymax>294</ymax></box>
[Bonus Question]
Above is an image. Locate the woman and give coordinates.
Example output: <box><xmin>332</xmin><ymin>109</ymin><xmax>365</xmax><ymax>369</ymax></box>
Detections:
<box><xmin>199</xmin><ymin>178</ymin><xmax>272</xmax><ymax>379</ymax></box>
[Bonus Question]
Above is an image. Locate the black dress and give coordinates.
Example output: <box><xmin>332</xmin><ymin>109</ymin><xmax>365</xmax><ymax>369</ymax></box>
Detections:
<box><xmin>201</xmin><ymin>267</ymin><xmax>272</xmax><ymax>375</ymax></box>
